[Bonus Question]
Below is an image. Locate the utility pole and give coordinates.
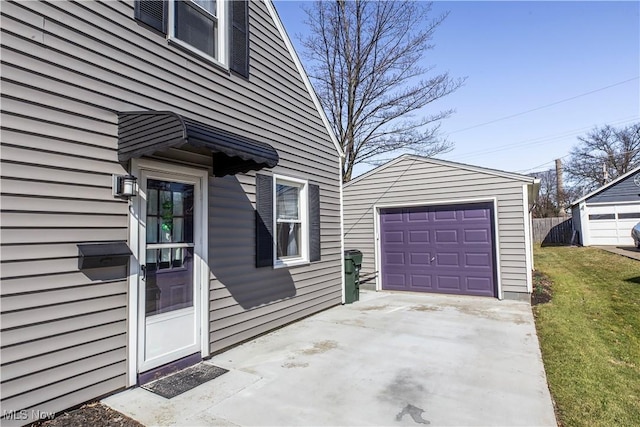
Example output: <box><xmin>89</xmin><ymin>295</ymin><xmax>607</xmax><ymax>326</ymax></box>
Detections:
<box><xmin>555</xmin><ymin>158</ymin><xmax>564</xmax><ymax>216</ymax></box>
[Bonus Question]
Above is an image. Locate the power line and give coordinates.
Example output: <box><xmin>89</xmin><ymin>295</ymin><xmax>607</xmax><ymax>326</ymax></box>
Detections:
<box><xmin>518</xmin><ymin>147</ymin><xmax>640</xmax><ymax>174</ymax></box>
<box><xmin>517</xmin><ymin>154</ymin><xmax>571</xmax><ymax>174</ymax></box>
<box><xmin>451</xmin><ymin>116</ymin><xmax>639</xmax><ymax>161</ymax></box>
<box><xmin>362</xmin><ymin>117</ymin><xmax>639</xmax><ymax>173</ymax></box>
<box><xmin>446</xmin><ymin>77</ymin><xmax>640</xmax><ymax>135</ymax></box>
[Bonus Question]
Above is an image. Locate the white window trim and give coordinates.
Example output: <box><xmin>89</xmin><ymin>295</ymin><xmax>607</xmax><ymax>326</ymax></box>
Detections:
<box><xmin>273</xmin><ymin>174</ymin><xmax>309</xmax><ymax>268</ymax></box>
<box><xmin>167</xmin><ymin>0</ymin><xmax>229</xmax><ymax>68</ymax></box>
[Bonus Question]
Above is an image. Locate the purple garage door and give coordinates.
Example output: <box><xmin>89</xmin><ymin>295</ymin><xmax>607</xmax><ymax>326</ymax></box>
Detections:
<box><xmin>380</xmin><ymin>203</ymin><xmax>496</xmax><ymax>297</ymax></box>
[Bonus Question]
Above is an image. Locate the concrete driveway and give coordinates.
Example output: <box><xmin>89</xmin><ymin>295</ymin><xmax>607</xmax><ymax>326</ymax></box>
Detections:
<box><xmin>595</xmin><ymin>245</ymin><xmax>640</xmax><ymax>261</ymax></box>
<box><xmin>104</xmin><ymin>291</ymin><xmax>557</xmax><ymax>426</ymax></box>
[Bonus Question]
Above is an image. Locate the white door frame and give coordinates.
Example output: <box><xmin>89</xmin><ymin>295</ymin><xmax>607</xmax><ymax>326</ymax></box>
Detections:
<box><xmin>373</xmin><ymin>197</ymin><xmax>502</xmax><ymax>299</ymax></box>
<box><xmin>127</xmin><ymin>159</ymin><xmax>209</xmax><ymax>386</ymax></box>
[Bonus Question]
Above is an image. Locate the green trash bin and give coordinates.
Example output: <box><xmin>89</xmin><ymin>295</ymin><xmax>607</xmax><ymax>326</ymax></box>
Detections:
<box><xmin>344</xmin><ymin>249</ymin><xmax>363</xmax><ymax>304</ymax></box>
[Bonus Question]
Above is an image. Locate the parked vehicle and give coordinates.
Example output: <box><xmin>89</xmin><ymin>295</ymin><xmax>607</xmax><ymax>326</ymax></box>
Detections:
<box><xmin>632</xmin><ymin>222</ymin><xmax>640</xmax><ymax>248</ymax></box>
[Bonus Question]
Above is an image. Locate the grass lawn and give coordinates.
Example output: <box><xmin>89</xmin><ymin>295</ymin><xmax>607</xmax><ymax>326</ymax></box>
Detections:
<box><xmin>533</xmin><ymin>246</ymin><xmax>640</xmax><ymax>426</ymax></box>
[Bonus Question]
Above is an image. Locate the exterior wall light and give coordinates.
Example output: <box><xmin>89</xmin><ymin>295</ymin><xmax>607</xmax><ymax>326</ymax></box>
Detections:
<box><xmin>113</xmin><ymin>174</ymin><xmax>138</xmax><ymax>198</ymax></box>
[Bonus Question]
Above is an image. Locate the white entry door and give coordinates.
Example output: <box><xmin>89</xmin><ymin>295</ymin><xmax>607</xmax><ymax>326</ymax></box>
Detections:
<box><xmin>137</xmin><ymin>169</ymin><xmax>205</xmax><ymax>372</ymax></box>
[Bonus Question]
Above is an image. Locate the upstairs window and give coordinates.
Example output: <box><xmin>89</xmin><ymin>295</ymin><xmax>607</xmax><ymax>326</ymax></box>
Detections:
<box><xmin>134</xmin><ymin>0</ymin><xmax>249</xmax><ymax>77</ymax></box>
<box><xmin>171</xmin><ymin>0</ymin><xmax>227</xmax><ymax>65</ymax></box>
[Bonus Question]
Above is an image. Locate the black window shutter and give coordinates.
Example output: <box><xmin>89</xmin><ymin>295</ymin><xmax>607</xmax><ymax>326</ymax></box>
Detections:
<box><xmin>309</xmin><ymin>184</ymin><xmax>321</xmax><ymax>262</ymax></box>
<box><xmin>134</xmin><ymin>0</ymin><xmax>167</xmax><ymax>34</ymax></box>
<box><xmin>230</xmin><ymin>0</ymin><xmax>250</xmax><ymax>78</ymax></box>
<box><xmin>256</xmin><ymin>174</ymin><xmax>274</xmax><ymax>267</ymax></box>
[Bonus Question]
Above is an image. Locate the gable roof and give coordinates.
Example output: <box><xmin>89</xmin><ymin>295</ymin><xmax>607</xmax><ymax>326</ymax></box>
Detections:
<box><xmin>571</xmin><ymin>165</ymin><xmax>640</xmax><ymax>206</ymax></box>
<box><xmin>345</xmin><ymin>154</ymin><xmax>537</xmax><ymax>187</ymax></box>
<box><xmin>265</xmin><ymin>1</ymin><xmax>344</xmax><ymax>159</ymax></box>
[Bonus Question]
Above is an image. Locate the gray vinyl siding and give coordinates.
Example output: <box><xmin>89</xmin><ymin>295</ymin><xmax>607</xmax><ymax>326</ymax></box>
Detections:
<box><xmin>343</xmin><ymin>156</ymin><xmax>532</xmax><ymax>296</ymax></box>
<box><xmin>587</xmin><ymin>171</ymin><xmax>640</xmax><ymax>204</ymax></box>
<box><xmin>1</xmin><ymin>0</ymin><xmax>341</xmax><ymax>424</ymax></box>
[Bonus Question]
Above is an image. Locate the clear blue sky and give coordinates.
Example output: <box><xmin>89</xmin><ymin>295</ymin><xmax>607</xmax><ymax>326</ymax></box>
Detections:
<box><xmin>273</xmin><ymin>0</ymin><xmax>640</xmax><ymax>178</ymax></box>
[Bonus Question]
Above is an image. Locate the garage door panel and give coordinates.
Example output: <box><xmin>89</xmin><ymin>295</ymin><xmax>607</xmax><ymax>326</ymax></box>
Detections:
<box><xmin>617</xmin><ymin>219</ymin><xmax>638</xmax><ymax>238</ymax></box>
<box><xmin>382</xmin><ymin>211</ymin><xmax>404</xmax><ymax>222</ymax></box>
<box><xmin>385</xmin><ymin>252</ymin><xmax>406</xmax><ymax>265</ymax></box>
<box><xmin>409</xmin><ymin>230</ymin><xmax>429</xmax><ymax>242</ymax></box>
<box><xmin>435</xmin><ymin>229</ymin><xmax>458</xmax><ymax>243</ymax></box>
<box><xmin>464</xmin><ymin>228</ymin><xmax>490</xmax><ymax>243</ymax></box>
<box><xmin>410</xmin><ymin>275</ymin><xmax>432</xmax><ymax>289</ymax></box>
<box><xmin>384</xmin><ymin>273</ymin><xmax>407</xmax><ymax>288</ymax></box>
<box><xmin>407</xmin><ymin>210</ymin><xmax>429</xmax><ymax>222</ymax></box>
<box><xmin>436</xmin><ymin>253</ymin><xmax>459</xmax><ymax>267</ymax></box>
<box><xmin>463</xmin><ymin>209</ymin><xmax>489</xmax><ymax>220</ymax></box>
<box><xmin>467</xmin><ymin>277</ymin><xmax>492</xmax><ymax>291</ymax></box>
<box><xmin>380</xmin><ymin>203</ymin><xmax>496</xmax><ymax>297</ymax></box>
<box><xmin>465</xmin><ymin>252</ymin><xmax>491</xmax><ymax>267</ymax></box>
<box><xmin>437</xmin><ymin>275</ymin><xmax>461</xmax><ymax>290</ymax></box>
<box><xmin>434</xmin><ymin>210</ymin><xmax>456</xmax><ymax>221</ymax></box>
<box><xmin>409</xmin><ymin>252</ymin><xmax>431</xmax><ymax>265</ymax></box>
<box><xmin>383</xmin><ymin>231</ymin><xmax>404</xmax><ymax>243</ymax></box>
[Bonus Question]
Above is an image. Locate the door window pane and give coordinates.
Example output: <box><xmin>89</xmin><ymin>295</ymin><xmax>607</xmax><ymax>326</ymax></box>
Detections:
<box><xmin>147</xmin><ymin>217</ymin><xmax>158</xmax><ymax>243</ymax></box>
<box><xmin>145</xmin><ymin>247</ymin><xmax>194</xmax><ymax>316</ymax></box>
<box><xmin>147</xmin><ymin>180</ymin><xmax>194</xmax><ymax>244</ymax></box>
<box><xmin>145</xmin><ymin>180</ymin><xmax>196</xmax><ymax>316</ymax></box>
<box><xmin>173</xmin><ymin>192</ymin><xmax>184</xmax><ymax>216</ymax></box>
<box><xmin>173</xmin><ymin>218</ymin><xmax>184</xmax><ymax>242</ymax></box>
<box><xmin>148</xmin><ymin>189</ymin><xmax>158</xmax><ymax>215</ymax></box>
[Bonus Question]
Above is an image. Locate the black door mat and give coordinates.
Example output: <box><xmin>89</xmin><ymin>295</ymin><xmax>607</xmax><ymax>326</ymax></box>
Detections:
<box><xmin>142</xmin><ymin>363</ymin><xmax>228</xmax><ymax>399</ymax></box>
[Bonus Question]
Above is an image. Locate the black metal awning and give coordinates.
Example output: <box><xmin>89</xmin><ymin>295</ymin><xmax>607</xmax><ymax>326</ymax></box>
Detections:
<box><xmin>118</xmin><ymin>111</ymin><xmax>279</xmax><ymax>177</ymax></box>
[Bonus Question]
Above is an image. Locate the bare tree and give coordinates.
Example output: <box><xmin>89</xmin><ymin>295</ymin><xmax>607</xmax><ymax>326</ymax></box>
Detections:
<box><xmin>300</xmin><ymin>0</ymin><xmax>465</xmax><ymax>182</ymax></box>
<box><xmin>530</xmin><ymin>169</ymin><xmax>577</xmax><ymax>218</ymax></box>
<box><xmin>565</xmin><ymin>123</ymin><xmax>640</xmax><ymax>193</ymax></box>
<box><xmin>531</xmin><ymin>170</ymin><xmax>561</xmax><ymax>218</ymax></box>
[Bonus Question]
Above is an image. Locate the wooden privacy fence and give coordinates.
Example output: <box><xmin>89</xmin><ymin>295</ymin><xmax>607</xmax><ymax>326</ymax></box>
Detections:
<box><xmin>533</xmin><ymin>217</ymin><xmax>574</xmax><ymax>245</ymax></box>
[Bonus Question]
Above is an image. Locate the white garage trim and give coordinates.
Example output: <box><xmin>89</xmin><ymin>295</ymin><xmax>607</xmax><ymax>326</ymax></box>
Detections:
<box><xmin>522</xmin><ymin>184</ymin><xmax>533</xmax><ymax>293</ymax></box>
<box><xmin>372</xmin><ymin>197</ymin><xmax>503</xmax><ymax>299</ymax></box>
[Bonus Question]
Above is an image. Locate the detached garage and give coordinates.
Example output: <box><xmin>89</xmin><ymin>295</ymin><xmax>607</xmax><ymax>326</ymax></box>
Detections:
<box><xmin>343</xmin><ymin>155</ymin><xmax>540</xmax><ymax>300</ymax></box>
<box><xmin>571</xmin><ymin>166</ymin><xmax>640</xmax><ymax>246</ymax></box>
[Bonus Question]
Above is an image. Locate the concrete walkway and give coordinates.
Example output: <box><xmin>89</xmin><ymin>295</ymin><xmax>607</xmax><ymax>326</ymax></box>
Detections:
<box><xmin>595</xmin><ymin>245</ymin><xmax>640</xmax><ymax>261</ymax></box>
<box><xmin>104</xmin><ymin>291</ymin><xmax>557</xmax><ymax>426</ymax></box>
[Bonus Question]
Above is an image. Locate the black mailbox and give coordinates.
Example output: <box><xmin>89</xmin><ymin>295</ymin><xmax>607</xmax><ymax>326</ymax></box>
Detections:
<box><xmin>77</xmin><ymin>242</ymin><xmax>133</xmax><ymax>270</ymax></box>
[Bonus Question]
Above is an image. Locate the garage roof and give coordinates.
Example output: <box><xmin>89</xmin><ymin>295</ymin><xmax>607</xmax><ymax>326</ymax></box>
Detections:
<box><xmin>346</xmin><ymin>154</ymin><xmax>538</xmax><ymax>187</ymax></box>
<box><xmin>571</xmin><ymin>165</ymin><xmax>640</xmax><ymax>206</ymax></box>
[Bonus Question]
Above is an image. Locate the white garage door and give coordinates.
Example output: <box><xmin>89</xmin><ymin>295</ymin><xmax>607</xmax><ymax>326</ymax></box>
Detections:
<box><xmin>587</xmin><ymin>204</ymin><xmax>640</xmax><ymax>246</ymax></box>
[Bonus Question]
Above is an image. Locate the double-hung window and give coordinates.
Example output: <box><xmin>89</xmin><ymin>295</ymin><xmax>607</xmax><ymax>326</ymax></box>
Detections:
<box><xmin>255</xmin><ymin>174</ymin><xmax>320</xmax><ymax>268</ymax></box>
<box><xmin>275</xmin><ymin>176</ymin><xmax>308</xmax><ymax>266</ymax></box>
<box><xmin>134</xmin><ymin>0</ymin><xmax>249</xmax><ymax>76</ymax></box>
<box><xmin>170</xmin><ymin>0</ymin><xmax>227</xmax><ymax>65</ymax></box>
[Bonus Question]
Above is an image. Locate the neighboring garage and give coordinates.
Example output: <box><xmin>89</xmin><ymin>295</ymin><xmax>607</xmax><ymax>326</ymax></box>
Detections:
<box><xmin>343</xmin><ymin>155</ymin><xmax>540</xmax><ymax>300</ymax></box>
<box><xmin>571</xmin><ymin>166</ymin><xmax>640</xmax><ymax>246</ymax></box>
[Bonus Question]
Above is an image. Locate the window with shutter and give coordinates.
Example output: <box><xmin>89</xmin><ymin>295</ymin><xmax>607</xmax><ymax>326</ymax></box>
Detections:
<box><xmin>255</xmin><ymin>174</ymin><xmax>321</xmax><ymax>268</ymax></box>
<box><xmin>134</xmin><ymin>0</ymin><xmax>249</xmax><ymax>74</ymax></box>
